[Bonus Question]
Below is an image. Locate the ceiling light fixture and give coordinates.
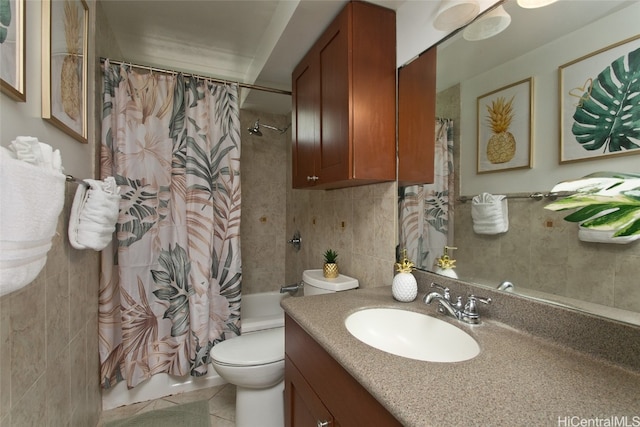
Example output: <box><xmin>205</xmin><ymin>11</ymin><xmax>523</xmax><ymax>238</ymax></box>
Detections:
<box><xmin>462</xmin><ymin>5</ymin><xmax>511</xmax><ymax>41</ymax></box>
<box><xmin>433</xmin><ymin>0</ymin><xmax>480</xmax><ymax>32</ymax></box>
<box><xmin>516</xmin><ymin>0</ymin><xmax>559</xmax><ymax>9</ymax></box>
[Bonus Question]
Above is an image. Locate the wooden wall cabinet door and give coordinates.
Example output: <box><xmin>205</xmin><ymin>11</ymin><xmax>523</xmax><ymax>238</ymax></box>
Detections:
<box><xmin>292</xmin><ymin>56</ymin><xmax>320</xmax><ymax>188</ymax></box>
<box><xmin>292</xmin><ymin>1</ymin><xmax>396</xmax><ymax>190</ymax></box>
<box><xmin>398</xmin><ymin>46</ymin><xmax>437</xmax><ymax>186</ymax></box>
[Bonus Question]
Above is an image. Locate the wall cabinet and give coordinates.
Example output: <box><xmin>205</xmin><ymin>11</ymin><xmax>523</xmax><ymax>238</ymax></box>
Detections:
<box><xmin>291</xmin><ymin>1</ymin><xmax>396</xmax><ymax>190</ymax></box>
<box><xmin>284</xmin><ymin>314</ymin><xmax>401</xmax><ymax>427</ymax></box>
<box><xmin>398</xmin><ymin>46</ymin><xmax>437</xmax><ymax>186</ymax></box>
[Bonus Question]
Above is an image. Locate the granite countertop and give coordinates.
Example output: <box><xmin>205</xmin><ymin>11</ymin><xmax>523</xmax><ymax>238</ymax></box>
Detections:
<box><xmin>281</xmin><ymin>287</ymin><xmax>640</xmax><ymax>427</ymax></box>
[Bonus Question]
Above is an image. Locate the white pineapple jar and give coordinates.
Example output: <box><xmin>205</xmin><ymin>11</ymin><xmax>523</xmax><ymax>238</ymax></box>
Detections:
<box><xmin>434</xmin><ymin>246</ymin><xmax>458</xmax><ymax>279</ymax></box>
<box><xmin>392</xmin><ymin>250</ymin><xmax>417</xmax><ymax>302</ymax></box>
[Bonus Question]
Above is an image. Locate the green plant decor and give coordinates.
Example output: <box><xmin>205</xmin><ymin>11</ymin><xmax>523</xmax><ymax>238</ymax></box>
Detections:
<box><xmin>544</xmin><ymin>172</ymin><xmax>640</xmax><ymax>237</ymax></box>
<box><xmin>572</xmin><ymin>47</ymin><xmax>640</xmax><ymax>153</ymax></box>
<box><xmin>0</xmin><ymin>0</ymin><xmax>11</xmax><ymax>44</ymax></box>
<box><xmin>323</xmin><ymin>249</ymin><xmax>338</xmax><ymax>264</ymax></box>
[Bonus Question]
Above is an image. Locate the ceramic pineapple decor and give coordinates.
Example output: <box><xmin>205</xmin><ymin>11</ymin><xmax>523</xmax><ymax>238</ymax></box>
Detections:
<box><xmin>434</xmin><ymin>246</ymin><xmax>458</xmax><ymax>279</ymax></box>
<box><xmin>392</xmin><ymin>249</ymin><xmax>417</xmax><ymax>302</ymax></box>
<box><xmin>323</xmin><ymin>249</ymin><xmax>339</xmax><ymax>278</ymax></box>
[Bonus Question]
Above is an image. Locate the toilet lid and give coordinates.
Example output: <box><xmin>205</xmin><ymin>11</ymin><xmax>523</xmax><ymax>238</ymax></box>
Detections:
<box><xmin>210</xmin><ymin>327</ymin><xmax>284</xmax><ymax>366</ymax></box>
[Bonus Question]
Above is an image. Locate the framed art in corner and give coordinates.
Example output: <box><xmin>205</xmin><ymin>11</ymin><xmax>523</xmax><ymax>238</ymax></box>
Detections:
<box><xmin>559</xmin><ymin>35</ymin><xmax>640</xmax><ymax>164</ymax></box>
<box><xmin>477</xmin><ymin>77</ymin><xmax>533</xmax><ymax>174</ymax></box>
<box><xmin>42</xmin><ymin>0</ymin><xmax>88</xmax><ymax>143</ymax></box>
<box><xmin>0</xmin><ymin>0</ymin><xmax>26</xmax><ymax>101</ymax></box>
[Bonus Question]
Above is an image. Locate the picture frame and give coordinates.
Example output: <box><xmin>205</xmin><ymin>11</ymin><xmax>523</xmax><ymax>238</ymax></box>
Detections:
<box><xmin>41</xmin><ymin>0</ymin><xmax>88</xmax><ymax>143</ymax></box>
<box><xmin>559</xmin><ymin>35</ymin><xmax>640</xmax><ymax>164</ymax></box>
<box><xmin>0</xmin><ymin>0</ymin><xmax>26</xmax><ymax>101</ymax></box>
<box><xmin>477</xmin><ymin>78</ymin><xmax>533</xmax><ymax>174</ymax></box>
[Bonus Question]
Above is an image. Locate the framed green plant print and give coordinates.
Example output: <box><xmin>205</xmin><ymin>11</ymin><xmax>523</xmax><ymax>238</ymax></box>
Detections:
<box><xmin>559</xmin><ymin>35</ymin><xmax>640</xmax><ymax>164</ymax></box>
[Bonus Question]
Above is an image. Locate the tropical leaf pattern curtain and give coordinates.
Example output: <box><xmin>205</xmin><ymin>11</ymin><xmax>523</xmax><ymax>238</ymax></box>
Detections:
<box><xmin>399</xmin><ymin>119</ymin><xmax>455</xmax><ymax>270</ymax></box>
<box><xmin>99</xmin><ymin>61</ymin><xmax>241</xmax><ymax>389</ymax></box>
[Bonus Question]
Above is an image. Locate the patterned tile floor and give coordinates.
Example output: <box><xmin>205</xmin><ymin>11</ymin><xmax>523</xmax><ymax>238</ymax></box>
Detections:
<box><xmin>97</xmin><ymin>384</ymin><xmax>236</xmax><ymax>427</ymax></box>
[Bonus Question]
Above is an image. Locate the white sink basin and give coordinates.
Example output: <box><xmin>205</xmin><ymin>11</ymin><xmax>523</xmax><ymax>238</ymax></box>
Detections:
<box><xmin>345</xmin><ymin>308</ymin><xmax>480</xmax><ymax>362</ymax></box>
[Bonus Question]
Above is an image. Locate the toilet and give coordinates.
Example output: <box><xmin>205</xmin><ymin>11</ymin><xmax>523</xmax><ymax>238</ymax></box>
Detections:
<box><xmin>210</xmin><ymin>270</ymin><xmax>358</xmax><ymax>427</ymax></box>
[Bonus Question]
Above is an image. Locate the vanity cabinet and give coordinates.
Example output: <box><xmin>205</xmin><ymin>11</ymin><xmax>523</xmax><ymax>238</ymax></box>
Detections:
<box><xmin>284</xmin><ymin>314</ymin><xmax>401</xmax><ymax>427</ymax></box>
<box><xmin>398</xmin><ymin>46</ymin><xmax>437</xmax><ymax>186</ymax></box>
<box><xmin>291</xmin><ymin>1</ymin><xmax>396</xmax><ymax>190</ymax></box>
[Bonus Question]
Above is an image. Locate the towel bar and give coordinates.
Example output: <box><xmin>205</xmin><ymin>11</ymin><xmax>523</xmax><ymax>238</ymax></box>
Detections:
<box><xmin>65</xmin><ymin>175</ymin><xmax>90</xmax><ymax>187</ymax></box>
<box><xmin>457</xmin><ymin>191</ymin><xmax>575</xmax><ymax>203</ymax></box>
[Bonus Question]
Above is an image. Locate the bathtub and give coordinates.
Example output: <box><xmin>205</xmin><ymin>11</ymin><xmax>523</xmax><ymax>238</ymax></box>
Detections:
<box><xmin>102</xmin><ymin>291</ymin><xmax>287</xmax><ymax>410</ymax></box>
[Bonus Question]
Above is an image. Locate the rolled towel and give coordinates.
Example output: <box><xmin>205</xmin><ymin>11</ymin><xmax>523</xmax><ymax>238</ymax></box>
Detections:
<box><xmin>471</xmin><ymin>192</ymin><xmax>509</xmax><ymax>234</ymax></box>
<box><xmin>68</xmin><ymin>177</ymin><xmax>121</xmax><ymax>251</ymax></box>
<box><xmin>0</xmin><ymin>146</ymin><xmax>65</xmax><ymax>297</ymax></box>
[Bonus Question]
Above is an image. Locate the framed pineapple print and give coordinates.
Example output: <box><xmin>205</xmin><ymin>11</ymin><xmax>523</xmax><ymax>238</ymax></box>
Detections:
<box><xmin>41</xmin><ymin>0</ymin><xmax>88</xmax><ymax>143</ymax></box>
<box><xmin>477</xmin><ymin>78</ymin><xmax>533</xmax><ymax>174</ymax></box>
<box><xmin>559</xmin><ymin>35</ymin><xmax>640</xmax><ymax>163</ymax></box>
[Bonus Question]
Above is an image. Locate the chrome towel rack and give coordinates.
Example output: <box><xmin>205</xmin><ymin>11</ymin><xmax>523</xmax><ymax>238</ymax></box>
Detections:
<box><xmin>457</xmin><ymin>191</ymin><xmax>575</xmax><ymax>203</ymax></box>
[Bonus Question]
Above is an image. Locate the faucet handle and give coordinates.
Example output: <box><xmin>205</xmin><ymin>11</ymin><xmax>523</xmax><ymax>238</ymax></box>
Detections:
<box><xmin>430</xmin><ymin>282</ymin><xmax>450</xmax><ymax>300</ymax></box>
<box><xmin>465</xmin><ymin>295</ymin><xmax>492</xmax><ymax>314</ymax></box>
<box><xmin>453</xmin><ymin>295</ymin><xmax>463</xmax><ymax>310</ymax></box>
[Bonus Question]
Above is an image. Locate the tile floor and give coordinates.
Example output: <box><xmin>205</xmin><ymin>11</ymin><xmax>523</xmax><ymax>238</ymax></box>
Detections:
<box><xmin>97</xmin><ymin>384</ymin><xmax>236</xmax><ymax>427</ymax></box>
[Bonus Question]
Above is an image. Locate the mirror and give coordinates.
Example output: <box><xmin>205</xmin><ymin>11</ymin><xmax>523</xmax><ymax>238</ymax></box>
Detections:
<box><xmin>399</xmin><ymin>0</ymin><xmax>640</xmax><ymax>326</ymax></box>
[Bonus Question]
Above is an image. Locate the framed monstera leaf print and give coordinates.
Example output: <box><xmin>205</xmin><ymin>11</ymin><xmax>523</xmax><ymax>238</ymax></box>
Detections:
<box><xmin>0</xmin><ymin>0</ymin><xmax>25</xmax><ymax>101</ymax></box>
<box><xmin>559</xmin><ymin>35</ymin><xmax>640</xmax><ymax>163</ymax></box>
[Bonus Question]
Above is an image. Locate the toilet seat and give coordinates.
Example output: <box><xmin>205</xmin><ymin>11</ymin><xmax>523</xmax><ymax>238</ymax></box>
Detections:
<box><xmin>210</xmin><ymin>327</ymin><xmax>284</xmax><ymax>367</ymax></box>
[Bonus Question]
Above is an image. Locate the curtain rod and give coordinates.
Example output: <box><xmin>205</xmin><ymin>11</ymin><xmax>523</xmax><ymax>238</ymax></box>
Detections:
<box><xmin>100</xmin><ymin>58</ymin><xmax>292</xmax><ymax>96</ymax></box>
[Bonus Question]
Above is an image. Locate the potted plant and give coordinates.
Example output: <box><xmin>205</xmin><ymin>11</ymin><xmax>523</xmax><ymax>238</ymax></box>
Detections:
<box><xmin>323</xmin><ymin>249</ymin><xmax>339</xmax><ymax>278</ymax></box>
<box><xmin>544</xmin><ymin>172</ymin><xmax>640</xmax><ymax>241</ymax></box>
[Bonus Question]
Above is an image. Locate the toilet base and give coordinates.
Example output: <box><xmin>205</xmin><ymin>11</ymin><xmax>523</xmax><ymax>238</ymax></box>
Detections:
<box><xmin>235</xmin><ymin>380</ymin><xmax>284</xmax><ymax>427</ymax></box>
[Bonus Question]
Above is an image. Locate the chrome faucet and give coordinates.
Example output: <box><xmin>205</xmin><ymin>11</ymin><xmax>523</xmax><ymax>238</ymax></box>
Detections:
<box><xmin>280</xmin><ymin>282</ymin><xmax>303</xmax><ymax>295</ymax></box>
<box><xmin>497</xmin><ymin>281</ymin><xmax>514</xmax><ymax>291</ymax></box>
<box><xmin>423</xmin><ymin>282</ymin><xmax>491</xmax><ymax>324</ymax></box>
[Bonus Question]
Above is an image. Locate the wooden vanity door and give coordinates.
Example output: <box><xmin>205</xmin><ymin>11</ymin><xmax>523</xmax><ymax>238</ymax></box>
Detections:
<box><xmin>285</xmin><ymin>356</ymin><xmax>336</xmax><ymax>427</ymax></box>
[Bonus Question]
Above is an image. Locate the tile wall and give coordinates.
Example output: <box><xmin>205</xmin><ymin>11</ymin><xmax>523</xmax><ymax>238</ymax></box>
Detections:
<box><xmin>240</xmin><ymin>110</ymin><xmax>290</xmax><ymax>294</ymax></box>
<box><xmin>285</xmin><ymin>164</ymin><xmax>398</xmax><ymax>290</ymax></box>
<box><xmin>241</xmin><ymin>108</ymin><xmax>398</xmax><ymax>294</ymax></box>
<box><xmin>0</xmin><ymin>191</ymin><xmax>102</xmax><ymax>426</ymax></box>
<box><xmin>454</xmin><ymin>200</ymin><xmax>640</xmax><ymax>312</ymax></box>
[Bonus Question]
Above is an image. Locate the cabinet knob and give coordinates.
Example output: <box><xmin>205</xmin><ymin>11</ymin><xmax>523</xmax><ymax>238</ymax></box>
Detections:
<box><xmin>307</xmin><ymin>175</ymin><xmax>319</xmax><ymax>182</ymax></box>
<box><xmin>317</xmin><ymin>421</ymin><xmax>330</xmax><ymax>427</ymax></box>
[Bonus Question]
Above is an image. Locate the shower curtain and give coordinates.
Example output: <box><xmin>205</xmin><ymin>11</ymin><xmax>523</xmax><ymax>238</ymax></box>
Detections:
<box><xmin>99</xmin><ymin>60</ymin><xmax>242</xmax><ymax>389</ymax></box>
<box><xmin>399</xmin><ymin>118</ymin><xmax>455</xmax><ymax>271</ymax></box>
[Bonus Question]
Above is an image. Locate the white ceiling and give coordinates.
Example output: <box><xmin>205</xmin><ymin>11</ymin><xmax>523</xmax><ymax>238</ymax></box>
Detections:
<box><xmin>98</xmin><ymin>0</ymin><xmax>635</xmax><ymax>116</ymax></box>
<box><xmin>98</xmin><ymin>0</ymin><xmax>409</xmax><ymax>115</ymax></box>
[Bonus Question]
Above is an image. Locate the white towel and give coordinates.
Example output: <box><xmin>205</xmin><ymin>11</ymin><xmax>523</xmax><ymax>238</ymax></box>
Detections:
<box><xmin>0</xmin><ymin>144</ymin><xmax>65</xmax><ymax>297</ymax></box>
<box><xmin>68</xmin><ymin>178</ymin><xmax>121</xmax><ymax>251</ymax></box>
<box><xmin>471</xmin><ymin>192</ymin><xmax>509</xmax><ymax>234</ymax></box>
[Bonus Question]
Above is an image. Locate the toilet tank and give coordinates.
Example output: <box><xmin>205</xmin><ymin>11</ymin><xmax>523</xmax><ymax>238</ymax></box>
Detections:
<box><xmin>302</xmin><ymin>269</ymin><xmax>359</xmax><ymax>296</ymax></box>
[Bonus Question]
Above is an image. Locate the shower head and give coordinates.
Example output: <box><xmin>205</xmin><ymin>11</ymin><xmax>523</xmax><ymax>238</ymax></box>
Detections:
<box><xmin>248</xmin><ymin>120</ymin><xmax>262</xmax><ymax>136</ymax></box>
<box><xmin>247</xmin><ymin>119</ymin><xmax>290</xmax><ymax>136</ymax></box>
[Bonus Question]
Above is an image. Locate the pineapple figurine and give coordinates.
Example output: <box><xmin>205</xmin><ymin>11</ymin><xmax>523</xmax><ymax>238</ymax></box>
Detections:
<box><xmin>323</xmin><ymin>249</ymin><xmax>339</xmax><ymax>278</ymax></box>
<box><xmin>485</xmin><ymin>95</ymin><xmax>516</xmax><ymax>164</ymax></box>
<box><xmin>392</xmin><ymin>249</ymin><xmax>417</xmax><ymax>302</ymax></box>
